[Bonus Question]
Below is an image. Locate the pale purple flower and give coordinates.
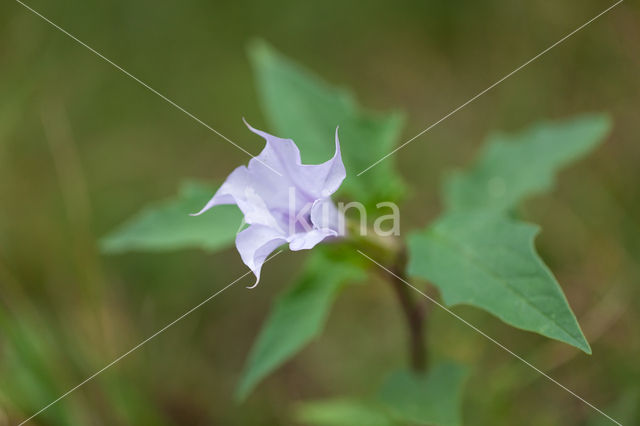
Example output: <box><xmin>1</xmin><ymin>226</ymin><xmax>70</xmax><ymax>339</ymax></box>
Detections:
<box><xmin>193</xmin><ymin>120</ymin><xmax>346</xmax><ymax>288</ymax></box>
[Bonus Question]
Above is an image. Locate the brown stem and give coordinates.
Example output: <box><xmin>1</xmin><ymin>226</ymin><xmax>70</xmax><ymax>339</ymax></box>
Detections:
<box><xmin>388</xmin><ymin>264</ymin><xmax>427</xmax><ymax>372</ymax></box>
<box><xmin>346</xmin><ymin>224</ymin><xmax>427</xmax><ymax>372</ymax></box>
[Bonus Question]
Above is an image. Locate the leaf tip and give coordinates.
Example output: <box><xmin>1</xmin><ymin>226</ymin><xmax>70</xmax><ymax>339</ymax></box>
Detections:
<box><xmin>246</xmin><ymin>38</ymin><xmax>273</xmax><ymax>65</ymax></box>
<box><xmin>234</xmin><ymin>380</ymin><xmax>250</xmax><ymax>404</ymax></box>
<box><xmin>575</xmin><ymin>332</ymin><xmax>592</xmax><ymax>355</ymax></box>
<box><xmin>98</xmin><ymin>235</ymin><xmax>120</xmax><ymax>254</ymax></box>
<box><xmin>570</xmin><ymin>112</ymin><xmax>613</xmax><ymax>151</ymax></box>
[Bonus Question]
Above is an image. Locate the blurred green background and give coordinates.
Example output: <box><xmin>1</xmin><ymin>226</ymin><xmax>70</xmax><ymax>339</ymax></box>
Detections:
<box><xmin>1</xmin><ymin>0</ymin><xmax>639</xmax><ymax>424</ymax></box>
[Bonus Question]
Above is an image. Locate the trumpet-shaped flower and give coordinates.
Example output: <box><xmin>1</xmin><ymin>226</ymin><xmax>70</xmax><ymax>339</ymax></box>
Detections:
<box><xmin>193</xmin><ymin>121</ymin><xmax>346</xmax><ymax>287</ymax></box>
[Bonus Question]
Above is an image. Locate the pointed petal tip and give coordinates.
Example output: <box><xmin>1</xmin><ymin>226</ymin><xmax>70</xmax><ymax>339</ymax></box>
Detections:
<box><xmin>242</xmin><ymin>117</ymin><xmax>274</xmax><ymax>144</ymax></box>
<box><xmin>245</xmin><ymin>275</ymin><xmax>260</xmax><ymax>289</ymax></box>
<box><xmin>190</xmin><ymin>199</ymin><xmax>220</xmax><ymax>216</ymax></box>
<box><xmin>333</xmin><ymin>127</ymin><xmax>342</xmax><ymax>156</ymax></box>
<box><xmin>242</xmin><ymin>117</ymin><xmax>260</xmax><ymax>136</ymax></box>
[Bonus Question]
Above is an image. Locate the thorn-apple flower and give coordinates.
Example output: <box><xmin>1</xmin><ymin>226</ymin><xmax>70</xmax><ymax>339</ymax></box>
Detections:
<box><xmin>193</xmin><ymin>120</ymin><xmax>346</xmax><ymax>288</ymax></box>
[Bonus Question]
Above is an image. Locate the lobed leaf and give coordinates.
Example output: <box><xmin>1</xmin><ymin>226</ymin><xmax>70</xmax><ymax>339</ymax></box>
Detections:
<box><xmin>407</xmin><ymin>212</ymin><xmax>591</xmax><ymax>353</ymax></box>
<box><xmin>378</xmin><ymin>361</ymin><xmax>469</xmax><ymax>426</ymax></box>
<box><xmin>100</xmin><ymin>181</ymin><xmax>242</xmax><ymax>253</ymax></box>
<box><xmin>444</xmin><ymin>114</ymin><xmax>611</xmax><ymax>213</ymax></box>
<box><xmin>236</xmin><ymin>248</ymin><xmax>366</xmax><ymax>401</ymax></box>
<box><xmin>249</xmin><ymin>40</ymin><xmax>406</xmax><ymax>207</ymax></box>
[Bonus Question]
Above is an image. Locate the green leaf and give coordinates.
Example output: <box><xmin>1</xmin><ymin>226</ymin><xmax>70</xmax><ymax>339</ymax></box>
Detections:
<box><xmin>444</xmin><ymin>114</ymin><xmax>611</xmax><ymax>213</ymax></box>
<box><xmin>295</xmin><ymin>399</ymin><xmax>397</xmax><ymax>426</ymax></box>
<box><xmin>100</xmin><ymin>181</ymin><xmax>242</xmax><ymax>253</ymax></box>
<box><xmin>249</xmin><ymin>40</ymin><xmax>406</xmax><ymax>207</ymax></box>
<box><xmin>379</xmin><ymin>361</ymin><xmax>469</xmax><ymax>426</ymax></box>
<box><xmin>236</xmin><ymin>248</ymin><xmax>366</xmax><ymax>401</ymax></box>
<box><xmin>407</xmin><ymin>212</ymin><xmax>591</xmax><ymax>353</ymax></box>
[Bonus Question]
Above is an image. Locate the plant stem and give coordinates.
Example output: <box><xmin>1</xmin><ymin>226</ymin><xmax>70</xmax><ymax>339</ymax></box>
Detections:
<box><xmin>347</xmin><ymin>223</ymin><xmax>427</xmax><ymax>372</ymax></box>
<box><xmin>388</xmin><ymin>255</ymin><xmax>427</xmax><ymax>372</ymax></box>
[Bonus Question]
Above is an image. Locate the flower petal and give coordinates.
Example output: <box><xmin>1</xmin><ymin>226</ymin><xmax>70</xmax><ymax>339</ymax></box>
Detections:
<box><xmin>244</xmin><ymin>121</ymin><xmax>346</xmax><ymax>202</ymax></box>
<box><xmin>310</xmin><ymin>198</ymin><xmax>343</xmax><ymax>235</ymax></box>
<box><xmin>190</xmin><ymin>166</ymin><xmax>249</xmax><ymax>216</ymax></box>
<box><xmin>236</xmin><ymin>224</ymin><xmax>286</xmax><ymax>288</ymax></box>
<box><xmin>192</xmin><ymin>166</ymin><xmax>282</xmax><ymax>230</ymax></box>
<box><xmin>236</xmin><ymin>186</ymin><xmax>283</xmax><ymax>230</ymax></box>
<box><xmin>312</xmin><ymin>128</ymin><xmax>346</xmax><ymax>198</ymax></box>
<box><xmin>288</xmin><ymin>228</ymin><xmax>337</xmax><ymax>251</ymax></box>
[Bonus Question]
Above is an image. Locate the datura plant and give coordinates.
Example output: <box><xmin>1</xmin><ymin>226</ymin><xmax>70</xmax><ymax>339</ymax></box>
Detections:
<box><xmin>102</xmin><ymin>40</ymin><xmax>611</xmax><ymax>425</ymax></box>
